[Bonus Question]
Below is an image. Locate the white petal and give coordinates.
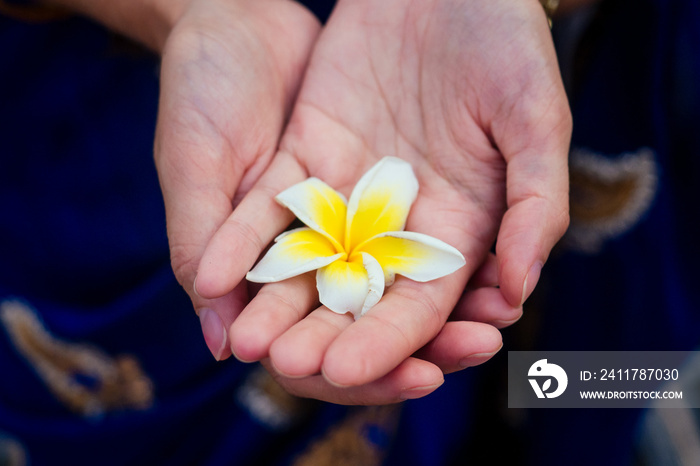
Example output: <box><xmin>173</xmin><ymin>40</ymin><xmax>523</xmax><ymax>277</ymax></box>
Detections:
<box><xmin>345</xmin><ymin>157</ymin><xmax>418</xmax><ymax>253</ymax></box>
<box><xmin>247</xmin><ymin>228</ymin><xmax>343</xmax><ymax>283</ymax></box>
<box><xmin>358</xmin><ymin>252</ymin><xmax>385</xmax><ymax>318</ymax></box>
<box><xmin>316</xmin><ymin>259</ymin><xmax>369</xmax><ymax>318</ymax></box>
<box><xmin>358</xmin><ymin>231</ymin><xmax>465</xmax><ymax>283</ymax></box>
<box><xmin>275</xmin><ymin>178</ymin><xmax>347</xmax><ymax>251</ymax></box>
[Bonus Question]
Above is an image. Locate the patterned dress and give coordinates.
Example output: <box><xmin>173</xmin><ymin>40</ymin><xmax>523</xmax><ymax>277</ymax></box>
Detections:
<box><xmin>0</xmin><ymin>1</ymin><xmax>478</xmax><ymax>465</ymax></box>
<box><xmin>507</xmin><ymin>0</ymin><xmax>700</xmax><ymax>464</ymax></box>
<box><xmin>1</xmin><ymin>0</ymin><xmax>698</xmax><ymax>465</ymax></box>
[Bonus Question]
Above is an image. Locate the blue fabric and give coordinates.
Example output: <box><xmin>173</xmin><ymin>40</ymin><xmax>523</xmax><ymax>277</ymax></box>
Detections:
<box><xmin>4</xmin><ymin>0</ymin><xmax>697</xmax><ymax>464</ymax></box>
<box><xmin>0</xmin><ymin>3</ymin><xmax>479</xmax><ymax>465</ymax></box>
<box><xmin>0</xmin><ymin>14</ymin><xmax>261</xmax><ymax>465</ymax></box>
<box><xmin>521</xmin><ymin>0</ymin><xmax>700</xmax><ymax>464</ymax></box>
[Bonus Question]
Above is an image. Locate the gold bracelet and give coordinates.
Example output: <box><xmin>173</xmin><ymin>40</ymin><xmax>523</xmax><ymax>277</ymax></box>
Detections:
<box><xmin>539</xmin><ymin>0</ymin><xmax>560</xmax><ymax>27</ymax></box>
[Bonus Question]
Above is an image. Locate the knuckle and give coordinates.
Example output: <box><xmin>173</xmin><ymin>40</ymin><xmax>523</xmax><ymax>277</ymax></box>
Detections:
<box><xmin>169</xmin><ymin>243</ymin><xmax>200</xmax><ymax>289</ymax></box>
<box><xmin>553</xmin><ymin>204</ymin><xmax>571</xmax><ymax>239</ymax></box>
<box><xmin>227</xmin><ymin>217</ymin><xmax>265</xmax><ymax>255</ymax></box>
<box><xmin>262</xmin><ymin>287</ymin><xmax>305</xmax><ymax>321</ymax></box>
<box><xmin>395</xmin><ymin>285</ymin><xmax>443</xmax><ymax>332</ymax></box>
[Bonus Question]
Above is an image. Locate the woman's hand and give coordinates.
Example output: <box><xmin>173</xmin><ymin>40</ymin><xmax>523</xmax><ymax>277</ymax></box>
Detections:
<box><xmin>195</xmin><ymin>0</ymin><xmax>570</xmax><ymax>401</ymax></box>
<box><xmin>153</xmin><ymin>0</ymin><xmax>320</xmax><ymax>360</ymax></box>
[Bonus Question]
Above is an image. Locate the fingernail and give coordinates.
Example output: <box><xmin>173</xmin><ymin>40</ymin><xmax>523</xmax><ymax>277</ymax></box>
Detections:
<box><xmin>459</xmin><ymin>343</ymin><xmax>503</xmax><ymax>369</ymax></box>
<box><xmin>399</xmin><ymin>381</ymin><xmax>444</xmax><ymax>401</ymax></box>
<box><xmin>231</xmin><ymin>350</ymin><xmax>255</xmax><ymax>364</ymax></box>
<box><xmin>193</xmin><ymin>275</ymin><xmax>201</xmax><ymax>298</ymax></box>
<box><xmin>321</xmin><ymin>368</ymin><xmax>351</xmax><ymax>388</ymax></box>
<box><xmin>520</xmin><ymin>261</ymin><xmax>543</xmax><ymax>306</ymax></box>
<box><xmin>199</xmin><ymin>308</ymin><xmax>227</xmax><ymax>361</ymax></box>
<box><xmin>492</xmin><ymin>312</ymin><xmax>523</xmax><ymax>328</ymax></box>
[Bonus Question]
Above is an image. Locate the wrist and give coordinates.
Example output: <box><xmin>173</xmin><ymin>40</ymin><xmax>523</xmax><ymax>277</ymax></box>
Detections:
<box><xmin>0</xmin><ymin>0</ymin><xmax>71</xmax><ymax>22</ymax></box>
<box><xmin>37</xmin><ymin>0</ymin><xmax>190</xmax><ymax>52</ymax></box>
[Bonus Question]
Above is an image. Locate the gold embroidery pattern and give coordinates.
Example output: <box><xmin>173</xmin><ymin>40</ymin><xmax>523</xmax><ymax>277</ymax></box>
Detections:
<box><xmin>236</xmin><ymin>366</ymin><xmax>312</xmax><ymax>431</ymax></box>
<box><xmin>293</xmin><ymin>405</ymin><xmax>401</xmax><ymax>466</ymax></box>
<box><xmin>0</xmin><ymin>299</ymin><xmax>154</xmax><ymax>418</ymax></box>
<box><xmin>566</xmin><ymin>148</ymin><xmax>658</xmax><ymax>253</ymax></box>
<box><xmin>0</xmin><ymin>434</ymin><xmax>27</xmax><ymax>466</ymax></box>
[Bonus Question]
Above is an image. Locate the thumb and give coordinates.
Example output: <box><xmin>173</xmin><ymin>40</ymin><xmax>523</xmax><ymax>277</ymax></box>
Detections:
<box><xmin>155</xmin><ymin>117</ymin><xmax>253</xmax><ymax>360</ymax></box>
<box><xmin>493</xmin><ymin>84</ymin><xmax>572</xmax><ymax>307</ymax></box>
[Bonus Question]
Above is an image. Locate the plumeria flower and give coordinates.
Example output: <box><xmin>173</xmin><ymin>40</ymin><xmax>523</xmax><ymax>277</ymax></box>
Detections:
<box><xmin>246</xmin><ymin>157</ymin><xmax>466</xmax><ymax>319</ymax></box>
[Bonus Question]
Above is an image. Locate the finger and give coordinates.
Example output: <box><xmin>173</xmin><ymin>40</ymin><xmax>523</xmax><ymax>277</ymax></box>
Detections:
<box><xmin>196</xmin><ymin>284</ymin><xmax>249</xmax><ymax>361</ymax></box>
<box><xmin>495</xmin><ymin>94</ymin><xmax>572</xmax><ymax>307</ymax></box>
<box><xmin>479</xmin><ymin>13</ymin><xmax>572</xmax><ymax>308</ymax></box>
<box><xmin>467</xmin><ymin>252</ymin><xmax>499</xmax><ymax>289</ymax></box>
<box><xmin>153</xmin><ymin>3</ymin><xmax>322</xmax><ymax>362</ymax></box>
<box><xmin>262</xmin><ymin>357</ymin><xmax>444</xmax><ymax>405</ymax></box>
<box><xmin>155</xmin><ymin>75</ymin><xmax>257</xmax><ymax>362</ymax></box>
<box><xmin>451</xmin><ymin>287</ymin><xmax>523</xmax><ymax>329</ymax></box>
<box><xmin>194</xmin><ymin>153</ymin><xmax>308</xmax><ymax>299</ymax></box>
<box><xmin>321</xmin><ymin>271</ymin><xmax>467</xmax><ymax>387</ymax></box>
<box><xmin>496</xmin><ymin>165</ymin><xmax>570</xmax><ymax>308</ymax></box>
<box><xmin>313</xmin><ymin>185</ymin><xmax>500</xmax><ymax>386</ymax></box>
<box><xmin>157</xmin><ymin>130</ymin><xmax>250</xmax><ymax>361</ymax></box>
<box><xmin>228</xmin><ymin>273</ymin><xmax>318</xmax><ymax>363</ymax></box>
<box><xmin>414</xmin><ymin>321</ymin><xmax>503</xmax><ymax>374</ymax></box>
<box><xmin>269</xmin><ymin>305</ymin><xmax>354</xmax><ymax>379</ymax></box>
